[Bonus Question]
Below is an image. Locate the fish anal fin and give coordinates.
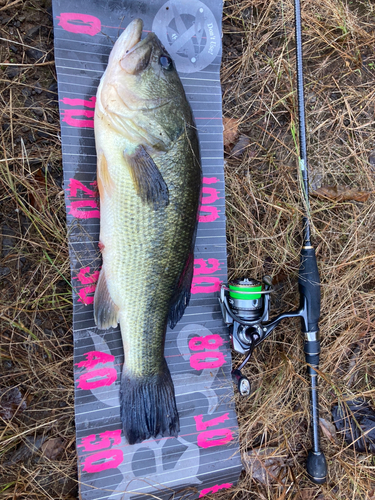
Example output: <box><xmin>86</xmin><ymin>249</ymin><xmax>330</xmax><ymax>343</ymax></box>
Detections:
<box><xmin>97</xmin><ymin>152</ymin><xmax>115</xmax><ymax>197</ymax></box>
<box><xmin>168</xmin><ymin>252</ymin><xmax>194</xmax><ymax>329</ymax></box>
<box><xmin>94</xmin><ymin>267</ymin><xmax>119</xmax><ymax>329</ymax></box>
<box><xmin>124</xmin><ymin>145</ymin><xmax>169</xmax><ymax>210</ymax></box>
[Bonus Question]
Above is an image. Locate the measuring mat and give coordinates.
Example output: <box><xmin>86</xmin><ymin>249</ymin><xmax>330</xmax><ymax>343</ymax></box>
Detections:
<box><xmin>52</xmin><ymin>0</ymin><xmax>242</xmax><ymax>498</ymax></box>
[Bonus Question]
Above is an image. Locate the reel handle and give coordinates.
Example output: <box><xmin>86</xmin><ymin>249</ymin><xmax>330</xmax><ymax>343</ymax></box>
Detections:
<box><xmin>232</xmin><ymin>369</ymin><xmax>251</xmax><ymax>397</ymax></box>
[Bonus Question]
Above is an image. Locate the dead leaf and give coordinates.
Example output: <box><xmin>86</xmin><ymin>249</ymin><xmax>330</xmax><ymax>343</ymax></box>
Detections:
<box><xmin>0</xmin><ymin>387</ymin><xmax>27</xmax><ymax>420</ymax></box>
<box><xmin>28</xmin><ymin>168</ymin><xmax>46</xmax><ymax>209</ymax></box>
<box><xmin>332</xmin><ymin>399</ymin><xmax>375</xmax><ymax>453</ymax></box>
<box><xmin>298</xmin><ymin>489</ymin><xmax>320</xmax><ymax>500</ymax></box>
<box><xmin>230</xmin><ymin>134</ymin><xmax>250</xmax><ymax>158</ymax></box>
<box><xmin>41</xmin><ymin>437</ymin><xmax>65</xmax><ymax>460</ymax></box>
<box><xmin>223</xmin><ymin>117</ymin><xmax>239</xmax><ymax>147</ymax></box>
<box><xmin>312</xmin><ymin>185</ymin><xmax>370</xmax><ymax>202</ymax></box>
<box><xmin>272</xmin><ymin>270</ymin><xmax>288</xmax><ymax>286</ymax></box>
<box><xmin>243</xmin><ymin>447</ymin><xmax>287</xmax><ymax>486</ymax></box>
<box><xmin>5</xmin><ymin>436</ymin><xmax>46</xmax><ymax>465</ymax></box>
<box><xmin>319</xmin><ymin>417</ymin><xmax>338</xmax><ymax>443</ymax></box>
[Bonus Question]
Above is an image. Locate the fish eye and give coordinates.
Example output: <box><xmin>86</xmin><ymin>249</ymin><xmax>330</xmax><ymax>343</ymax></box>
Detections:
<box><xmin>159</xmin><ymin>55</ymin><xmax>173</xmax><ymax>70</ymax></box>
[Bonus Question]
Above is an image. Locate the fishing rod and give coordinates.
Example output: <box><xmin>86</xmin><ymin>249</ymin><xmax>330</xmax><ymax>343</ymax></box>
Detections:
<box><xmin>219</xmin><ymin>0</ymin><xmax>327</xmax><ymax>485</ymax></box>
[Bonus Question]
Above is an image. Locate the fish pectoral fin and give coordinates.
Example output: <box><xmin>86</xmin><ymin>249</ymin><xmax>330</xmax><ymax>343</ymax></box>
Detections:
<box><xmin>94</xmin><ymin>267</ymin><xmax>119</xmax><ymax>329</ymax></box>
<box><xmin>168</xmin><ymin>251</ymin><xmax>194</xmax><ymax>329</ymax></box>
<box><xmin>97</xmin><ymin>152</ymin><xmax>115</xmax><ymax>197</ymax></box>
<box><xmin>124</xmin><ymin>145</ymin><xmax>169</xmax><ymax>210</ymax></box>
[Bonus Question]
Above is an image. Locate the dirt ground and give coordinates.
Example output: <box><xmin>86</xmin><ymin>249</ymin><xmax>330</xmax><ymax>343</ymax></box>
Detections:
<box><xmin>1</xmin><ymin>0</ymin><xmax>375</xmax><ymax>499</ymax></box>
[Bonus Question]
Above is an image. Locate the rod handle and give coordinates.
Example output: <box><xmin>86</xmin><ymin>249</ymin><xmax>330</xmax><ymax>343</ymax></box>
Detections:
<box><xmin>298</xmin><ymin>247</ymin><xmax>320</xmax><ymax>333</ymax></box>
<box><xmin>306</xmin><ymin>450</ymin><xmax>327</xmax><ymax>484</ymax></box>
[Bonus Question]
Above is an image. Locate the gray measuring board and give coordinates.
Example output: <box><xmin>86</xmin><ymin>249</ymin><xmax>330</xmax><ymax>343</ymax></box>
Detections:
<box><xmin>52</xmin><ymin>0</ymin><xmax>242</xmax><ymax>498</ymax></box>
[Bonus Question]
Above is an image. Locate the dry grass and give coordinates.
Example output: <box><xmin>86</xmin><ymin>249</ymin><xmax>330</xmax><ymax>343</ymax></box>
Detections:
<box><xmin>0</xmin><ymin>1</ymin><xmax>76</xmax><ymax>498</ymax></box>
<box><xmin>0</xmin><ymin>0</ymin><xmax>375</xmax><ymax>498</ymax></box>
<box><xmin>220</xmin><ymin>0</ymin><xmax>375</xmax><ymax>498</ymax></box>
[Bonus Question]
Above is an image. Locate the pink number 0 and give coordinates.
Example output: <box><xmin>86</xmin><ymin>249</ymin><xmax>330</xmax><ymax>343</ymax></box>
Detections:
<box><xmin>193</xmin><ymin>413</ymin><xmax>234</xmax><ymax>450</ymax></box>
<box><xmin>190</xmin><ymin>351</ymin><xmax>226</xmax><ymax>369</ymax></box>
<box><xmin>189</xmin><ymin>334</ymin><xmax>226</xmax><ymax>370</ymax></box>
<box><xmin>80</xmin><ymin>429</ymin><xmax>123</xmax><ymax>473</ymax></box>
<box><xmin>199</xmin><ymin>483</ymin><xmax>233</xmax><ymax>497</ymax></box>
<box><xmin>83</xmin><ymin>449</ymin><xmax>123</xmax><ymax>473</ymax></box>
<box><xmin>198</xmin><ymin>177</ymin><xmax>220</xmax><ymax>223</ymax></box>
<box><xmin>57</xmin><ymin>13</ymin><xmax>101</xmax><ymax>36</ymax></box>
<box><xmin>77</xmin><ymin>368</ymin><xmax>117</xmax><ymax>390</ymax></box>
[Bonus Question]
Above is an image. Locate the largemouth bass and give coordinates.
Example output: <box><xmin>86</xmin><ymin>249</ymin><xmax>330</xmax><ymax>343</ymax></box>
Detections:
<box><xmin>93</xmin><ymin>19</ymin><xmax>201</xmax><ymax>445</ymax></box>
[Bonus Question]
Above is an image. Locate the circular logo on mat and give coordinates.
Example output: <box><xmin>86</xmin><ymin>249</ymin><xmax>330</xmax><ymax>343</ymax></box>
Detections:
<box><xmin>152</xmin><ymin>0</ymin><xmax>220</xmax><ymax>73</ymax></box>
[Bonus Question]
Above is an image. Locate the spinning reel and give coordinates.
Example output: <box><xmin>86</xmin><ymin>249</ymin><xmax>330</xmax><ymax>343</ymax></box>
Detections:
<box><xmin>219</xmin><ymin>277</ymin><xmax>310</xmax><ymax>396</ymax></box>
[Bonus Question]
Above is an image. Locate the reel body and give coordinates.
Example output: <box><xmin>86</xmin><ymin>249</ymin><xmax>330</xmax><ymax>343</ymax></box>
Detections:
<box><xmin>219</xmin><ymin>278</ymin><xmax>270</xmax><ymax>352</ymax></box>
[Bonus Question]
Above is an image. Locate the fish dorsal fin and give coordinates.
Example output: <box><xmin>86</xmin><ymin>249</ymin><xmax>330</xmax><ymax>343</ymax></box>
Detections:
<box><xmin>94</xmin><ymin>267</ymin><xmax>119</xmax><ymax>330</ymax></box>
<box><xmin>168</xmin><ymin>251</ymin><xmax>194</xmax><ymax>329</ymax></box>
<box><xmin>97</xmin><ymin>152</ymin><xmax>115</xmax><ymax>197</ymax></box>
<box><xmin>124</xmin><ymin>145</ymin><xmax>169</xmax><ymax>210</ymax></box>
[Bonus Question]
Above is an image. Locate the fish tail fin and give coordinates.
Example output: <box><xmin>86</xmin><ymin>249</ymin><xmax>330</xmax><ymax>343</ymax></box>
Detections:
<box><xmin>120</xmin><ymin>359</ymin><xmax>180</xmax><ymax>445</ymax></box>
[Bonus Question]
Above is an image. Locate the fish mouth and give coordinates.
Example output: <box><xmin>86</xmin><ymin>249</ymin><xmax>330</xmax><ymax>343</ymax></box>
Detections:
<box><xmin>119</xmin><ymin>20</ymin><xmax>158</xmax><ymax>75</ymax></box>
<box><xmin>114</xmin><ymin>19</ymin><xmax>156</xmax><ymax>59</ymax></box>
<box><xmin>122</xmin><ymin>21</ymin><xmax>157</xmax><ymax>58</ymax></box>
<box><xmin>108</xmin><ymin>19</ymin><xmax>151</xmax><ymax>65</ymax></box>
<box><xmin>122</xmin><ymin>18</ymin><xmax>144</xmax><ymax>54</ymax></box>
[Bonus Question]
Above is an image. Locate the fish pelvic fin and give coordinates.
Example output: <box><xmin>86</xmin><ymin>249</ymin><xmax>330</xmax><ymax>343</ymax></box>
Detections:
<box><xmin>168</xmin><ymin>251</ymin><xmax>194</xmax><ymax>329</ymax></box>
<box><xmin>120</xmin><ymin>359</ymin><xmax>180</xmax><ymax>445</ymax></box>
<box><xmin>93</xmin><ymin>267</ymin><xmax>119</xmax><ymax>329</ymax></box>
<box><xmin>124</xmin><ymin>145</ymin><xmax>169</xmax><ymax>210</ymax></box>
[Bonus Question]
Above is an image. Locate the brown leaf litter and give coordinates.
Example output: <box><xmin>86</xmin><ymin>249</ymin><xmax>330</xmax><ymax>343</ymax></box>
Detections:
<box><xmin>312</xmin><ymin>185</ymin><xmax>371</xmax><ymax>202</ymax></box>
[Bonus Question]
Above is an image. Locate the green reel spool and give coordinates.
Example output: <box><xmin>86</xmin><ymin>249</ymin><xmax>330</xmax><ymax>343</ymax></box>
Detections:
<box><xmin>228</xmin><ymin>278</ymin><xmax>262</xmax><ymax>300</ymax></box>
